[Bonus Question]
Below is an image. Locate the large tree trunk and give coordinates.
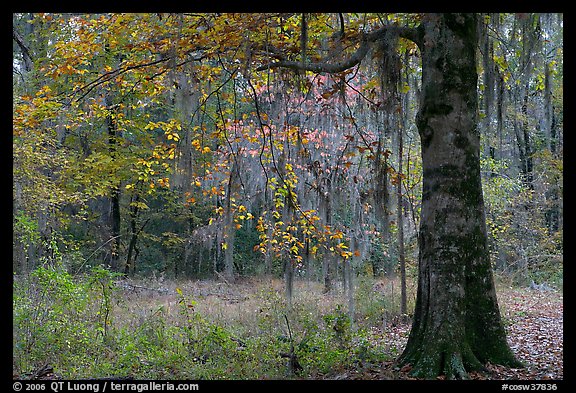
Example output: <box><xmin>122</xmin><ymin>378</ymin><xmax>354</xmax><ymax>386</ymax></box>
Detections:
<box><xmin>397</xmin><ymin>13</ymin><xmax>521</xmax><ymax>379</ymax></box>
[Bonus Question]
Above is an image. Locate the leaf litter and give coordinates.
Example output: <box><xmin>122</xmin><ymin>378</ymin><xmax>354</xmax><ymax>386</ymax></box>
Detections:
<box><xmin>326</xmin><ymin>285</ymin><xmax>563</xmax><ymax>380</ymax></box>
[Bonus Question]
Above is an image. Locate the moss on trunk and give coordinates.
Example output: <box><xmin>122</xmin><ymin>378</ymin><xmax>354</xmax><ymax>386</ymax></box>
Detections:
<box><xmin>398</xmin><ymin>13</ymin><xmax>521</xmax><ymax>379</ymax></box>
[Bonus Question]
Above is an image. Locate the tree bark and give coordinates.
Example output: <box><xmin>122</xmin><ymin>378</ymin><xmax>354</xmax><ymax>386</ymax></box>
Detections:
<box><xmin>397</xmin><ymin>13</ymin><xmax>521</xmax><ymax>378</ymax></box>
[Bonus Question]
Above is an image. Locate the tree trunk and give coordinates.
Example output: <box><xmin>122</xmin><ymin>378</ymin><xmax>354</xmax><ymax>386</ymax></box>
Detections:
<box><xmin>124</xmin><ymin>194</ymin><xmax>149</xmax><ymax>276</ymax></box>
<box><xmin>106</xmin><ymin>102</ymin><xmax>122</xmax><ymax>272</ymax></box>
<box><xmin>321</xmin><ymin>182</ymin><xmax>334</xmax><ymax>293</ymax></box>
<box><xmin>397</xmin><ymin>13</ymin><xmax>521</xmax><ymax>379</ymax></box>
<box><xmin>124</xmin><ymin>200</ymin><xmax>139</xmax><ymax>276</ymax></box>
<box><xmin>223</xmin><ymin>160</ymin><xmax>241</xmax><ymax>281</ymax></box>
<box><xmin>346</xmin><ymin>236</ymin><xmax>358</xmax><ymax>328</ymax></box>
<box><xmin>520</xmin><ymin>91</ymin><xmax>534</xmax><ymax>190</ymax></box>
<box><xmin>282</xmin><ymin>197</ymin><xmax>295</xmax><ymax>307</ymax></box>
<box><xmin>284</xmin><ymin>257</ymin><xmax>295</xmax><ymax>307</ymax></box>
<box><xmin>397</xmin><ymin>119</ymin><xmax>407</xmax><ymax>316</ymax></box>
<box><xmin>372</xmin><ymin>134</ymin><xmax>389</xmax><ymax>278</ymax></box>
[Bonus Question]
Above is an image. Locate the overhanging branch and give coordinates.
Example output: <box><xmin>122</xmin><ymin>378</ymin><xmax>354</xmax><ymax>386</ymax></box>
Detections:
<box><xmin>256</xmin><ymin>25</ymin><xmax>420</xmax><ymax>74</ymax></box>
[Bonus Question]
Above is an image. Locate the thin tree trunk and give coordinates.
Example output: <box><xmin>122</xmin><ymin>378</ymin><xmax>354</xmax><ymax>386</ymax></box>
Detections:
<box><xmin>283</xmin><ymin>198</ymin><xmax>295</xmax><ymax>307</ymax></box>
<box><xmin>496</xmin><ymin>72</ymin><xmax>505</xmax><ymax>160</ymax></box>
<box><xmin>397</xmin><ymin>120</ymin><xmax>407</xmax><ymax>316</ymax></box>
<box><xmin>322</xmin><ymin>183</ymin><xmax>334</xmax><ymax>293</ymax></box>
<box><xmin>223</xmin><ymin>157</ymin><xmax>242</xmax><ymax>281</ymax></box>
<box><xmin>124</xmin><ymin>195</ymin><xmax>149</xmax><ymax>276</ymax></box>
<box><xmin>345</xmin><ymin>239</ymin><xmax>355</xmax><ymax>327</ymax></box>
<box><xmin>223</xmin><ymin>189</ymin><xmax>236</xmax><ymax>281</ymax></box>
<box><xmin>543</xmin><ymin>61</ymin><xmax>560</xmax><ymax>233</ymax></box>
<box><xmin>372</xmin><ymin>134</ymin><xmax>389</xmax><ymax>278</ymax></box>
<box><xmin>284</xmin><ymin>257</ymin><xmax>295</xmax><ymax>307</ymax></box>
<box><xmin>124</xmin><ymin>198</ymin><xmax>139</xmax><ymax>276</ymax></box>
<box><xmin>481</xmin><ymin>16</ymin><xmax>495</xmax><ymax>158</ymax></box>
<box><xmin>520</xmin><ymin>91</ymin><xmax>534</xmax><ymax>190</ymax></box>
<box><xmin>106</xmin><ymin>102</ymin><xmax>121</xmax><ymax>272</ymax></box>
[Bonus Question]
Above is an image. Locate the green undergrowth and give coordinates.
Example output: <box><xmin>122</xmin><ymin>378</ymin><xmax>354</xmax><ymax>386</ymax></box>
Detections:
<box><xmin>13</xmin><ymin>265</ymin><xmax>395</xmax><ymax>379</ymax></box>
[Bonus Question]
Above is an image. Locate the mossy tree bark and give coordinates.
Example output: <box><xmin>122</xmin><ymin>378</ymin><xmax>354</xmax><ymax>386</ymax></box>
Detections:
<box><xmin>396</xmin><ymin>13</ymin><xmax>522</xmax><ymax>379</ymax></box>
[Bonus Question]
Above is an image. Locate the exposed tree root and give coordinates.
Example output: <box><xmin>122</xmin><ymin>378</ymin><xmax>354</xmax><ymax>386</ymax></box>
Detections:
<box><xmin>400</xmin><ymin>341</ymin><xmax>494</xmax><ymax>380</ymax></box>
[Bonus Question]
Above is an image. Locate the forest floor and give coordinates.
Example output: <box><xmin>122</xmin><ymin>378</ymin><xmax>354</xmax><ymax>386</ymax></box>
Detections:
<box><xmin>15</xmin><ymin>274</ymin><xmax>562</xmax><ymax>381</ymax></box>
<box><xmin>117</xmin><ymin>276</ymin><xmax>563</xmax><ymax>381</ymax></box>
<box><xmin>323</xmin><ymin>284</ymin><xmax>564</xmax><ymax>380</ymax></box>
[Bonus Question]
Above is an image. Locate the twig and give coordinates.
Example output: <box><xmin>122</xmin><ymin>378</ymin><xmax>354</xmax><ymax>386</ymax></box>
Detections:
<box><xmin>114</xmin><ymin>281</ymin><xmax>171</xmax><ymax>294</ymax></box>
<box><xmin>214</xmin><ymin>270</ymin><xmax>232</xmax><ymax>287</ymax></box>
<box><xmin>75</xmin><ymin>235</ymin><xmax>123</xmax><ymax>274</ymax></box>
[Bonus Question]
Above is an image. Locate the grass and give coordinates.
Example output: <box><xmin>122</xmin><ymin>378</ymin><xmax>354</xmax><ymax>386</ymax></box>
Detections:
<box><xmin>13</xmin><ymin>266</ymin><xmax>413</xmax><ymax>379</ymax></box>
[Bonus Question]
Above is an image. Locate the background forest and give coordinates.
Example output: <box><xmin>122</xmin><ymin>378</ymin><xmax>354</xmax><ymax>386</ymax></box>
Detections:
<box><xmin>13</xmin><ymin>13</ymin><xmax>563</xmax><ymax>380</ymax></box>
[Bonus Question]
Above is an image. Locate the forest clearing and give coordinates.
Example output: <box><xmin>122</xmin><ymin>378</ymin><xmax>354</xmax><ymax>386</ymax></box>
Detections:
<box><xmin>13</xmin><ymin>12</ymin><xmax>562</xmax><ymax>382</ymax></box>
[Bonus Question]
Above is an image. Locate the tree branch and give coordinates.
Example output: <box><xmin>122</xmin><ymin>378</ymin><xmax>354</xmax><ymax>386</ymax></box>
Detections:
<box><xmin>13</xmin><ymin>27</ymin><xmax>34</xmax><ymax>72</ymax></box>
<box><xmin>256</xmin><ymin>38</ymin><xmax>369</xmax><ymax>73</ymax></box>
<box><xmin>256</xmin><ymin>25</ymin><xmax>420</xmax><ymax>74</ymax></box>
